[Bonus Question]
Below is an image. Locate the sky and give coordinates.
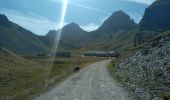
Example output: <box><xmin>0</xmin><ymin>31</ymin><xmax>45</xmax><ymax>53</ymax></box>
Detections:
<box><xmin>0</xmin><ymin>0</ymin><xmax>156</xmax><ymax>35</ymax></box>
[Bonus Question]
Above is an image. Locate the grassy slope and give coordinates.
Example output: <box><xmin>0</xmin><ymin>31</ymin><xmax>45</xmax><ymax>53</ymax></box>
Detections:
<box><xmin>0</xmin><ymin>48</ymin><xmax>44</xmax><ymax>99</ymax></box>
<box><xmin>0</xmin><ymin>23</ymin><xmax>49</xmax><ymax>54</ymax></box>
<box><xmin>79</xmin><ymin>30</ymin><xmax>137</xmax><ymax>51</ymax></box>
<box><xmin>0</xmin><ymin>48</ymin><xmax>103</xmax><ymax>99</ymax></box>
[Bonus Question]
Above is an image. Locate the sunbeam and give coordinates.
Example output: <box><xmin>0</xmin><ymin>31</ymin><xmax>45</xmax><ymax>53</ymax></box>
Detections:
<box><xmin>44</xmin><ymin>0</ymin><xmax>68</xmax><ymax>81</ymax></box>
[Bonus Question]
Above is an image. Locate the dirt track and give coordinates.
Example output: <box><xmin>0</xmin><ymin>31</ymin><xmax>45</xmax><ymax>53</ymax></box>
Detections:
<box><xmin>35</xmin><ymin>60</ymin><xmax>136</xmax><ymax>100</ymax></box>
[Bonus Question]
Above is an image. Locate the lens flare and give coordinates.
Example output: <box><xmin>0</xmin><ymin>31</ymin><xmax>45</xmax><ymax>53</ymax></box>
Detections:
<box><xmin>44</xmin><ymin>0</ymin><xmax>68</xmax><ymax>80</ymax></box>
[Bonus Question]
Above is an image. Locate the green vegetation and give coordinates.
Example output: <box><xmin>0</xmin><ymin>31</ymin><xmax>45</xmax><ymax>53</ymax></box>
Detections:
<box><xmin>0</xmin><ymin>48</ymin><xmax>102</xmax><ymax>99</ymax></box>
<box><xmin>160</xmin><ymin>92</ymin><xmax>170</xmax><ymax>100</ymax></box>
<box><xmin>166</xmin><ymin>67</ymin><xmax>170</xmax><ymax>73</ymax></box>
<box><xmin>153</xmin><ymin>69</ymin><xmax>164</xmax><ymax>79</ymax></box>
<box><xmin>107</xmin><ymin>59</ymin><xmax>122</xmax><ymax>82</ymax></box>
<box><xmin>0</xmin><ymin>48</ymin><xmax>44</xmax><ymax>99</ymax></box>
<box><xmin>132</xmin><ymin>30</ymin><xmax>170</xmax><ymax>52</ymax></box>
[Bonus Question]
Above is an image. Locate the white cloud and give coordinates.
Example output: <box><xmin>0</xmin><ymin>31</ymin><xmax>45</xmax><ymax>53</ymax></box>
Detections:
<box><xmin>126</xmin><ymin>0</ymin><xmax>156</xmax><ymax>5</ymax></box>
<box><xmin>0</xmin><ymin>9</ymin><xmax>65</xmax><ymax>35</ymax></box>
<box><xmin>80</xmin><ymin>23</ymin><xmax>99</xmax><ymax>32</ymax></box>
<box><xmin>68</xmin><ymin>2</ymin><xmax>110</xmax><ymax>15</ymax></box>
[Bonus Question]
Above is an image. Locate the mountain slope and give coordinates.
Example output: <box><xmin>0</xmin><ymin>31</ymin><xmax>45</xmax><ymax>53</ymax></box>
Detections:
<box><xmin>46</xmin><ymin>23</ymin><xmax>87</xmax><ymax>41</ymax></box>
<box><xmin>140</xmin><ymin>0</ymin><xmax>170</xmax><ymax>32</ymax></box>
<box><xmin>0</xmin><ymin>47</ymin><xmax>44</xmax><ymax>98</ymax></box>
<box><xmin>135</xmin><ymin>0</ymin><xmax>170</xmax><ymax>46</ymax></box>
<box><xmin>0</xmin><ymin>14</ymin><xmax>49</xmax><ymax>54</ymax></box>
<box><xmin>111</xmin><ymin>31</ymin><xmax>170</xmax><ymax>99</ymax></box>
<box><xmin>44</xmin><ymin>23</ymin><xmax>88</xmax><ymax>50</ymax></box>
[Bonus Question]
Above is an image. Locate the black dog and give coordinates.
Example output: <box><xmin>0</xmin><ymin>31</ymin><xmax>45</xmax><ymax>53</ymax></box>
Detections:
<box><xmin>73</xmin><ymin>67</ymin><xmax>80</xmax><ymax>73</ymax></box>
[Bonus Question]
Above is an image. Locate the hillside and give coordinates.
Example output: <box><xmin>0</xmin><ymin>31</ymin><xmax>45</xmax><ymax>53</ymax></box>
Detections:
<box><xmin>109</xmin><ymin>1</ymin><xmax>170</xmax><ymax>99</ymax></box>
<box><xmin>135</xmin><ymin>0</ymin><xmax>170</xmax><ymax>46</ymax></box>
<box><xmin>46</xmin><ymin>23</ymin><xmax>87</xmax><ymax>40</ymax></box>
<box><xmin>109</xmin><ymin>31</ymin><xmax>170</xmax><ymax>99</ymax></box>
<box><xmin>0</xmin><ymin>14</ymin><xmax>49</xmax><ymax>54</ymax></box>
<box><xmin>0</xmin><ymin>47</ymin><xmax>44</xmax><ymax>98</ymax></box>
<box><xmin>44</xmin><ymin>23</ymin><xmax>88</xmax><ymax>51</ymax></box>
<box><xmin>0</xmin><ymin>47</ymin><xmax>103</xmax><ymax>99</ymax></box>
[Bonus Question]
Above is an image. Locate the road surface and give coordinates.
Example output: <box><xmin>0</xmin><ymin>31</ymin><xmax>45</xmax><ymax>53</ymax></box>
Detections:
<box><xmin>34</xmin><ymin>60</ymin><xmax>136</xmax><ymax>100</ymax></box>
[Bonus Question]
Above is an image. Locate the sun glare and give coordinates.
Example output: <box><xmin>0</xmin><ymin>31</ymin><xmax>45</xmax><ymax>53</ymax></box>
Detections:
<box><xmin>44</xmin><ymin>0</ymin><xmax>68</xmax><ymax>80</ymax></box>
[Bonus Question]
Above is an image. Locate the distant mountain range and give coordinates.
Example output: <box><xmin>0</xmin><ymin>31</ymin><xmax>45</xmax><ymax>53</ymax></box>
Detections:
<box><xmin>0</xmin><ymin>0</ymin><xmax>170</xmax><ymax>54</ymax></box>
<box><xmin>45</xmin><ymin>10</ymin><xmax>138</xmax><ymax>51</ymax></box>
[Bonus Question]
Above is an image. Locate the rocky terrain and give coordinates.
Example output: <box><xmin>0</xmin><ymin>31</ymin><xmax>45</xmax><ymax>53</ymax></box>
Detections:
<box><xmin>112</xmin><ymin>32</ymin><xmax>170</xmax><ymax>99</ymax></box>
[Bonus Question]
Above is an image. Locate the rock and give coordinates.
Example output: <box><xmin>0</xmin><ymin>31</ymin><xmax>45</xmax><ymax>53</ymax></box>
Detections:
<box><xmin>115</xmin><ymin>34</ymin><xmax>170</xmax><ymax>99</ymax></box>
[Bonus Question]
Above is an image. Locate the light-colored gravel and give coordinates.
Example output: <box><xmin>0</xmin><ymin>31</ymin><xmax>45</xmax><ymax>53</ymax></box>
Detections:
<box><xmin>34</xmin><ymin>60</ymin><xmax>135</xmax><ymax>100</ymax></box>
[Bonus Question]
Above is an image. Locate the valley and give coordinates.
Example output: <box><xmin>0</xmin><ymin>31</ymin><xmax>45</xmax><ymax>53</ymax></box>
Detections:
<box><xmin>0</xmin><ymin>0</ymin><xmax>170</xmax><ymax>99</ymax></box>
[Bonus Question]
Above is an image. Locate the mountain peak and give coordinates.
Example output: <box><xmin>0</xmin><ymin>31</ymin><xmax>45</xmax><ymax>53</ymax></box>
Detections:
<box><xmin>111</xmin><ymin>10</ymin><xmax>128</xmax><ymax>17</ymax></box>
<box><xmin>68</xmin><ymin>22</ymin><xmax>79</xmax><ymax>26</ymax></box>
<box><xmin>48</xmin><ymin>30</ymin><xmax>57</xmax><ymax>33</ymax></box>
<box><xmin>46</xmin><ymin>22</ymin><xmax>87</xmax><ymax>40</ymax></box>
<box><xmin>97</xmin><ymin>10</ymin><xmax>138</xmax><ymax>33</ymax></box>
<box><xmin>0</xmin><ymin>14</ymin><xmax>9</xmax><ymax>21</ymax></box>
<box><xmin>0</xmin><ymin>14</ymin><xmax>11</xmax><ymax>27</ymax></box>
<box><xmin>64</xmin><ymin>23</ymin><xmax>80</xmax><ymax>29</ymax></box>
<box><xmin>139</xmin><ymin>0</ymin><xmax>170</xmax><ymax>32</ymax></box>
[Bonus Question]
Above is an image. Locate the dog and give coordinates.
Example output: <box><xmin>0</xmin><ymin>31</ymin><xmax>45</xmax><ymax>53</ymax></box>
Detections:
<box><xmin>73</xmin><ymin>67</ymin><xmax>80</xmax><ymax>73</ymax></box>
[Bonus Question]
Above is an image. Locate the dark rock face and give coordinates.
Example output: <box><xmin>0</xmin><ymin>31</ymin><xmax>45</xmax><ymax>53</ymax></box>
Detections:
<box><xmin>140</xmin><ymin>0</ymin><xmax>170</xmax><ymax>32</ymax></box>
<box><xmin>97</xmin><ymin>11</ymin><xmax>138</xmax><ymax>34</ymax></box>
<box><xmin>0</xmin><ymin>14</ymin><xmax>11</xmax><ymax>27</ymax></box>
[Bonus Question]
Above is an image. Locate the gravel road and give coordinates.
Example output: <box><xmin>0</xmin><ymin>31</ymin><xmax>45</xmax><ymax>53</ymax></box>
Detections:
<box><xmin>34</xmin><ymin>60</ymin><xmax>136</xmax><ymax>100</ymax></box>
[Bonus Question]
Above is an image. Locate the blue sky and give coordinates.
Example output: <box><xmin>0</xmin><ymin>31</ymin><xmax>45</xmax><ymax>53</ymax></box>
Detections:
<box><xmin>0</xmin><ymin>0</ymin><xmax>155</xmax><ymax>35</ymax></box>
